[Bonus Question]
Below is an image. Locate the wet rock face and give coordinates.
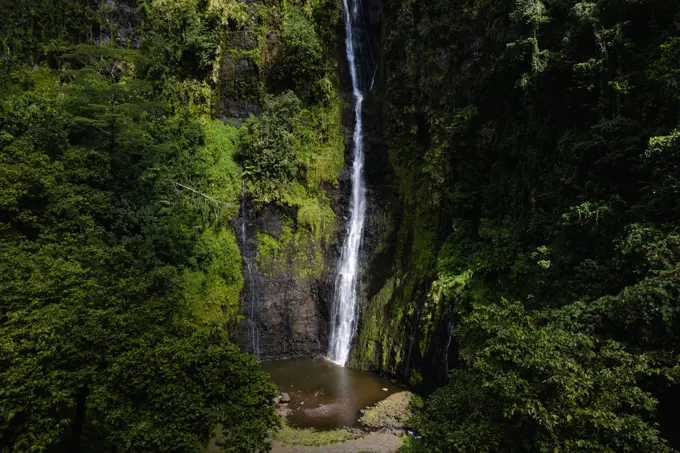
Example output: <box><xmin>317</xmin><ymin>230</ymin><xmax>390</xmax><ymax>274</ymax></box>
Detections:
<box><xmin>218</xmin><ymin>16</ymin><xmax>262</xmax><ymax>124</ymax></box>
<box><xmin>259</xmin><ymin>274</ymin><xmax>325</xmax><ymax>357</ymax></box>
<box><xmin>93</xmin><ymin>0</ymin><xmax>141</xmax><ymax>48</ymax></box>
<box><xmin>228</xmin><ymin>0</ymin><xmax>387</xmax><ymax>362</ymax></box>
<box><xmin>234</xmin><ymin>204</ymin><xmax>329</xmax><ymax>360</ymax></box>
<box><xmin>344</xmin><ymin>0</ymin><xmax>398</xmax><ymax>368</ymax></box>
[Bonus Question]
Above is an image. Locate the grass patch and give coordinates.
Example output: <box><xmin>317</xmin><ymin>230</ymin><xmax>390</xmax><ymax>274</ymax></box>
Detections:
<box><xmin>274</xmin><ymin>424</ymin><xmax>362</xmax><ymax>446</ymax></box>
<box><xmin>397</xmin><ymin>435</ymin><xmax>428</xmax><ymax>453</ymax></box>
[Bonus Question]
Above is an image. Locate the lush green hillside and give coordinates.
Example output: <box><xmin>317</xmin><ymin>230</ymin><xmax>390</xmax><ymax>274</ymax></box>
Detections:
<box><xmin>352</xmin><ymin>0</ymin><xmax>680</xmax><ymax>451</ymax></box>
<box><xmin>5</xmin><ymin>0</ymin><xmax>680</xmax><ymax>451</ymax></box>
<box><xmin>0</xmin><ymin>0</ymin><xmax>342</xmax><ymax>451</ymax></box>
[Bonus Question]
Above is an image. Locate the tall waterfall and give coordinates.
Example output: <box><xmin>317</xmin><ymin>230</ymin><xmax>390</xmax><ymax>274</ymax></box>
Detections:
<box><xmin>240</xmin><ymin>176</ymin><xmax>260</xmax><ymax>359</ymax></box>
<box><xmin>329</xmin><ymin>0</ymin><xmax>369</xmax><ymax>366</ymax></box>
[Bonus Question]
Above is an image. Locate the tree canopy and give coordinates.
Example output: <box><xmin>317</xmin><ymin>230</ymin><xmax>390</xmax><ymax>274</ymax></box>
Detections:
<box><xmin>365</xmin><ymin>0</ymin><xmax>680</xmax><ymax>451</ymax></box>
<box><xmin>0</xmin><ymin>1</ymin><xmax>282</xmax><ymax>452</ymax></box>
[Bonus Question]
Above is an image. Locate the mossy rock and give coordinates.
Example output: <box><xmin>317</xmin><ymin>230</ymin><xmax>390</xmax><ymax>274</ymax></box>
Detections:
<box><xmin>359</xmin><ymin>392</ymin><xmax>414</xmax><ymax>430</ymax></box>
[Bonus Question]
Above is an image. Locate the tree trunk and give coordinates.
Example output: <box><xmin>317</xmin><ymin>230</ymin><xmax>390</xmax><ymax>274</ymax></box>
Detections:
<box><xmin>69</xmin><ymin>386</ymin><xmax>89</xmax><ymax>453</ymax></box>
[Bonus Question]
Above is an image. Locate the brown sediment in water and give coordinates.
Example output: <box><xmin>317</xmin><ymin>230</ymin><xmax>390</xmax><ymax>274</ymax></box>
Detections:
<box><xmin>262</xmin><ymin>358</ymin><xmax>401</xmax><ymax>430</ymax></box>
<box><xmin>303</xmin><ymin>402</ymin><xmax>346</xmax><ymax>417</ymax></box>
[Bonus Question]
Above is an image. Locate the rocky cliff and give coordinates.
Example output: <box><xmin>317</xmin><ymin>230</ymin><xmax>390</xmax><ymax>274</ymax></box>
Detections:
<box><xmin>82</xmin><ymin>0</ymin><xmax>449</xmax><ymax>371</ymax></box>
<box><xmin>349</xmin><ymin>0</ymin><xmax>455</xmax><ymax>386</ymax></box>
<box><xmin>220</xmin><ymin>0</ymin><xmax>345</xmax><ymax>359</ymax></box>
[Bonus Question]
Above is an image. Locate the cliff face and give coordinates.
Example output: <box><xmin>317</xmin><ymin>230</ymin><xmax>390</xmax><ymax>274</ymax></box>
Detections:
<box><xmin>224</xmin><ymin>0</ymin><xmax>435</xmax><ymax>369</ymax></box>
<box><xmin>76</xmin><ymin>0</ymin><xmax>351</xmax><ymax>362</ymax></box>
<box><xmin>235</xmin><ymin>203</ymin><xmax>331</xmax><ymax>359</ymax></box>
<box><xmin>219</xmin><ymin>0</ymin><xmax>345</xmax><ymax>359</ymax></box>
<box><xmin>345</xmin><ymin>0</ymin><xmax>451</xmax><ymax>384</ymax></box>
<box><xmin>352</xmin><ymin>0</ymin><xmax>680</xmax><ymax>414</ymax></box>
<box><xmin>79</xmin><ymin>0</ymin><xmax>480</xmax><ymax>376</ymax></box>
<box><xmin>93</xmin><ymin>0</ymin><xmax>141</xmax><ymax>48</ymax></box>
<box><xmin>86</xmin><ymin>0</ymin><xmax>430</xmax><ymax>369</ymax></box>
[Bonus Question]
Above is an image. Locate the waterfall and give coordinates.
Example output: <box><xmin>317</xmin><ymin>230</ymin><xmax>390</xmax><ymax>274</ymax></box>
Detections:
<box><xmin>329</xmin><ymin>0</ymin><xmax>369</xmax><ymax>366</ymax></box>
<box><xmin>240</xmin><ymin>176</ymin><xmax>260</xmax><ymax>358</ymax></box>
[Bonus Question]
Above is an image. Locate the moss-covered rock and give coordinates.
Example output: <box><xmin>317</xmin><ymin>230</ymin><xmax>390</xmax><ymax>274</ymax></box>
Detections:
<box><xmin>360</xmin><ymin>392</ymin><xmax>414</xmax><ymax>431</ymax></box>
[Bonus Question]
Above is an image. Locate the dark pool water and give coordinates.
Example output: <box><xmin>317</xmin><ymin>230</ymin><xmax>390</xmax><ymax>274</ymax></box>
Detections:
<box><xmin>262</xmin><ymin>358</ymin><xmax>401</xmax><ymax>430</ymax></box>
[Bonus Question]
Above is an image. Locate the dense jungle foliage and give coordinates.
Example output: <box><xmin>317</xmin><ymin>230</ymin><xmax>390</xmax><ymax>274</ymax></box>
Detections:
<box><xmin>370</xmin><ymin>0</ymin><xmax>680</xmax><ymax>452</ymax></box>
<box><xmin>0</xmin><ymin>0</ymin><xmax>341</xmax><ymax>451</ymax></box>
<box><xmin>5</xmin><ymin>0</ymin><xmax>680</xmax><ymax>451</ymax></box>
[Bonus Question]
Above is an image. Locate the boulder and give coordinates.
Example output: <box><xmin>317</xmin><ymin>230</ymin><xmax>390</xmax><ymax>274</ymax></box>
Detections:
<box><xmin>215</xmin><ymin>437</ymin><xmax>226</xmax><ymax>447</ymax></box>
<box><xmin>280</xmin><ymin>393</ymin><xmax>291</xmax><ymax>404</ymax></box>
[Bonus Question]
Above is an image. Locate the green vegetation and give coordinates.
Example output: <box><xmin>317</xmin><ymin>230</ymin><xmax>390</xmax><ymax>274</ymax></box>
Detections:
<box><xmin>275</xmin><ymin>424</ymin><xmax>361</xmax><ymax>447</ymax></box>
<box><xmin>0</xmin><ymin>0</ymin><xmax>309</xmax><ymax>451</ymax></box>
<box><xmin>238</xmin><ymin>0</ymin><xmax>343</xmax><ymax>279</ymax></box>
<box><xmin>241</xmin><ymin>91</ymin><xmax>341</xmax><ymax>233</ymax></box>
<box><xmin>0</xmin><ymin>0</ymin><xmax>345</xmax><ymax>449</ymax></box>
<box><xmin>359</xmin><ymin>391</ymin><xmax>414</xmax><ymax>430</ymax></box>
<box><xmin>356</xmin><ymin>0</ymin><xmax>680</xmax><ymax>451</ymax></box>
<box><xmin>14</xmin><ymin>0</ymin><xmax>680</xmax><ymax>451</ymax></box>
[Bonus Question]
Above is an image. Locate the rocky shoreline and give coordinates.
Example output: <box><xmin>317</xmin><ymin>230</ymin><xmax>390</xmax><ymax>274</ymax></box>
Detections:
<box><xmin>269</xmin><ymin>391</ymin><xmax>414</xmax><ymax>453</ymax></box>
<box><xmin>205</xmin><ymin>389</ymin><xmax>415</xmax><ymax>453</ymax></box>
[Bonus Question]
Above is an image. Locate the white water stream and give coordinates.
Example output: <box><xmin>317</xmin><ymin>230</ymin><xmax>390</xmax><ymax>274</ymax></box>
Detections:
<box><xmin>329</xmin><ymin>0</ymin><xmax>369</xmax><ymax>366</ymax></box>
<box><xmin>241</xmin><ymin>176</ymin><xmax>260</xmax><ymax>358</ymax></box>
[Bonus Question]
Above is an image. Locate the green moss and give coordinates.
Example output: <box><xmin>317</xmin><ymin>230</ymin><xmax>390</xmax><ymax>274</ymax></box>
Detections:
<box><xmin>243</xmin><ymin>93</ymin><xmax>342</xmax><ymax>238</ymax></box>
<box><xmin>203</xmin><ymin>119</ymin><xmax>242</xmax><ymax>217</ymax></box>
<box><xmin>245</xmin><ymin>94</ymin><xmax>343</xmax><ymax>281</ymax></box>
<box><xmin>295</xmin><ymin>194</ymin><xmax>336</xmax><ymax>241</ymax></box>
<box><xmin>358</xmin><ymin>175</ymin><xmax>442</xmax><ymax>373</ymax></box>
<box><xmin>257</xmin><ymin>231</ymin><xmax>286</xmax><ymax>268</ymax></box>
<box><xmin>418</xmin><ymin>268</ymin><xmax>473</xmax><ymax>355</ymax></box>
<box><xmin>291</xmin><ymin>229</ymin><xmax>325</xmax><ymax>279</ymax></box>
<box><xmin>354</xmin><ymin>278</ymin><xmax>402</xmax><ymax>372</ymax></box>
<box><xmin>295</xmin><ymin>99</ymin><xmax>344</xmax><ymax>188</ymax></box>
<box><xmin>256</xmin><ymin>219</ymin><xmax>328</xmax><ymax>280</ymax></box>
<box><xmin>359</xmin><ymin>392</ymin><xmax>414</xmax><ymax>429</ymax></box>
<box><xmin>362</xmin><ymin>410</ymin><xmax>377</xmax><ymax>424</ymax></box>
<box><xmin>256</xmin><ymin>223</ymin><xmax>293</xmax><ymax>276</ymax></box>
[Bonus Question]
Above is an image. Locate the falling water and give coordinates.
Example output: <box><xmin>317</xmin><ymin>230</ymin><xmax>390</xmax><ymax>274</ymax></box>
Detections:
<box><xmin>329</xmin><ymin>0</ymin><xmax>370</xmax><ymax>366</ymax></box>
<box><xmin>241</xmin><ymin>176</ymin><xmax>260</xmax><ymax>358</ymax></box>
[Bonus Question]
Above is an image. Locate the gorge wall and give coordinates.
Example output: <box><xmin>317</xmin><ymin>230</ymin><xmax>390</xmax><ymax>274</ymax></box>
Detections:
<box><xmin>226</xmin><ymin>0</ymin><xmax>390</xmax><ymax>361</ymax></box>
<box><xmin>83</xmin><ymin>0</ymin><xmax>401</xmax><ymax>365</ymax></box>
<box><xmin>228</xmin><ymin>0</ymin><xmax>680</xmax><ymax>447</ymax></box>
<box><xmin>221</xmin><ymin>0</ymin><xmax>448</xmax><ymax>373</ymax></box>
<box><xmin>222</xmin><ymin>0</ymin><xmax>344</xmax><ymax>359</ymax></box>
<box><xmin>46</xmin><ymin>2</ymin><xmax>680</xmax><ymax>406</ymax></box>
<box><xmin>351</xmin><ymin>0</ymin><xmax>680</xmax><ymax>407</ymax></box>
